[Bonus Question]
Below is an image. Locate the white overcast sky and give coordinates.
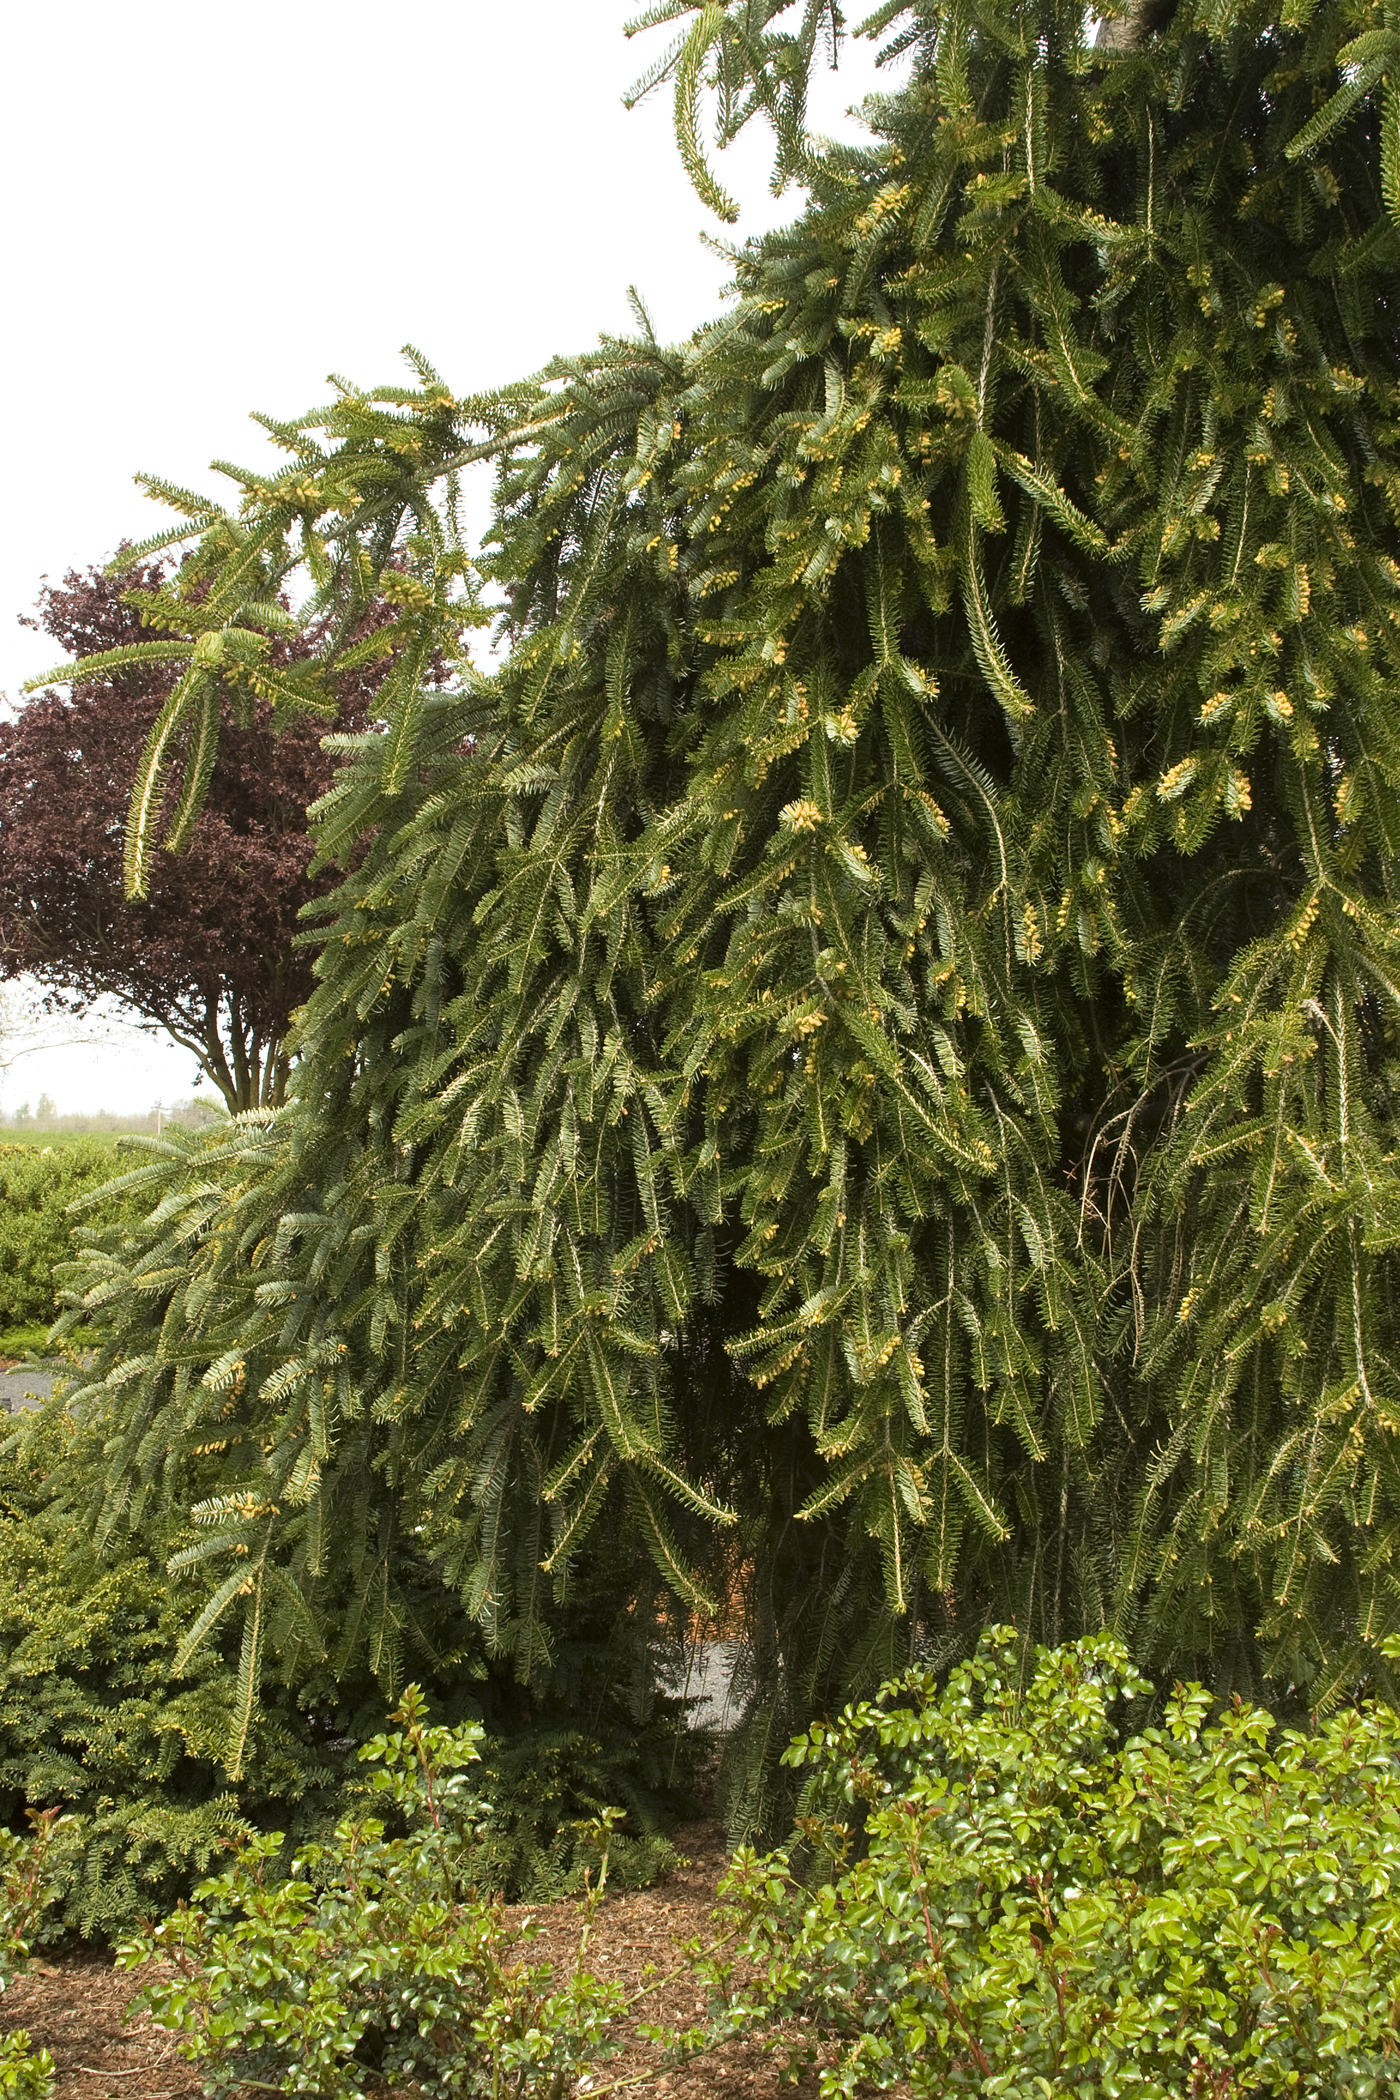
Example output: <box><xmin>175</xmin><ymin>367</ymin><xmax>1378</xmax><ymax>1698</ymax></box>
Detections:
<box><xmin>0</xmin><ymin>0</ymin><xmax>894</xmax><ymax>1115</ymax></box>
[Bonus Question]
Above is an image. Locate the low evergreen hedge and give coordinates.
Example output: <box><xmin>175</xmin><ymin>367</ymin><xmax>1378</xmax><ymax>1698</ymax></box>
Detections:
<box><xmin>0</xmin><ymin>1140</ymin><xmax>137</xmax><ymax>1337</ymax></box>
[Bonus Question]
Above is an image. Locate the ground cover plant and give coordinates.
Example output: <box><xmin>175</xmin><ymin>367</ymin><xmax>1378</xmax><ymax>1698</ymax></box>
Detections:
<box><xmin>31</xmin><ymin>0</ymin><xmax>1400</xmax><ymax>1835</ymax></box>
<box><xmin>14</xmin><ymin>1634</ymin><xmax>1383</xmax><ymax>2100</ymax></box>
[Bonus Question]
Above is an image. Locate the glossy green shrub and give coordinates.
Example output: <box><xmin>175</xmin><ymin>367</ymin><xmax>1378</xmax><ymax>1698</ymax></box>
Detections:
<box><xmin>0</xmin><ymin>2038</ymin><xmax>52</xmax><ymax>2100</ymax></box>
<box><xmin>715</xmin><ymin>1630</ymin><xmax>1400</xmax><ymax>2100</ymax></box>
<box><xmin>124</xmin><ymin>1688</ymin><xmax>629</xmax><ymax>2100</ymax></box>
<box><xmin>0</xmin><ymin>1140</ymin><xmax>136</xmax><ymax>1332</ymax></box>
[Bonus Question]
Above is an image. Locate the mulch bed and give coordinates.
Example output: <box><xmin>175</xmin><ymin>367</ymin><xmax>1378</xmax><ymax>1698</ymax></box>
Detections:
<box><xmin>1</xmin><ymin>1822</ymin><xmax>832</xmax><ymax>2100</ymax></box>
<box><xmin>1</xmin><ymin>1952</ymin><xmax>194</xmax><ymax>2100</ymax></box>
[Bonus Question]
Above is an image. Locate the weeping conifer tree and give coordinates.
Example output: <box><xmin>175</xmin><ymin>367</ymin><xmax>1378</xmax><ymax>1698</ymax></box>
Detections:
<box><xmin>50</xmin><ymin>0</ymin><xmax>1400</xmax><ymax>1814</ymax></box>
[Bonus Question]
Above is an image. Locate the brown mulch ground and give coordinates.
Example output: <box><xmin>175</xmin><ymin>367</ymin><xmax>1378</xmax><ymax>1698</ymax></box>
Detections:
<box><xmin>1</xmin><ymin>1952</ymin><xmax>194</xmax><ymax>2100</ymax></box>
<box><xmin>0</xmin><ymin>1822</ymin><xmax>830</xmax><ymax>2100</ymax></box>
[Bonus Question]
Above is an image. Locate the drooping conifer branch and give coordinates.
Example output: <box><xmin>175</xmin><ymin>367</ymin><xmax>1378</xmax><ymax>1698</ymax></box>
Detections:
<box><xmin>51</xmin><ymin>0</ymin><xmax>1400</xmax><ymax>1806</ymax></box>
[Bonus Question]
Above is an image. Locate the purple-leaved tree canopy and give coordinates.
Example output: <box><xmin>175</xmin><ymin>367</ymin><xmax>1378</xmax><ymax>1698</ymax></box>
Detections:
<box><xmin>0</xmin><ymin>562</ymin><xmax>382</xmax><ymax>1111</ymax></box>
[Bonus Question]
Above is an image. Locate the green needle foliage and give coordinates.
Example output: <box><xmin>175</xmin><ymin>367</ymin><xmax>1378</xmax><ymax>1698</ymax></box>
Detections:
<box><xmin>0</xmin><ymin>1404</ymin><xmax>347</xmax><ymax>1938</ymax></box>
<box><xmin>56</xmin><ymin>0</ymin><xmax>1400</xmax><ymax>1815</ymax></box>
<box><xmin>0</xmin><ymin>1404</ymin><xmax>690</xmax><ymax>1927</ymax></box>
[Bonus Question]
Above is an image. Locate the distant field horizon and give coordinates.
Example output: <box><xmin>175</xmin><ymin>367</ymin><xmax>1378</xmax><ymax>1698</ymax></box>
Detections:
<box><xmin>0</xmin><ymin>1099</ymin><xmax>225</xmax><ymax>1143</ymax></box>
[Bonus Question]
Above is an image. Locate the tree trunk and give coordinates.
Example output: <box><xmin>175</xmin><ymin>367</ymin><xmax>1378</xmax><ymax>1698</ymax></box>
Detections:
<box><xmin>177</xmin><ymin>994</ymin><xmax>291</xmax><ymax>1114</ymax></box>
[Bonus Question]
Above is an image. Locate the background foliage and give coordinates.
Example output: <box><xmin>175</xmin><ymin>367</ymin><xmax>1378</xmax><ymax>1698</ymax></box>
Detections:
<box><xmin>1</xmin><ymin>564</ymin><xmax>384</xmax><ymax>1112</ymax></box>
<box><xmin>0</xmin><ymin>1140</ymin><xmax>137</xmax><ymax>1335</ymax></box>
